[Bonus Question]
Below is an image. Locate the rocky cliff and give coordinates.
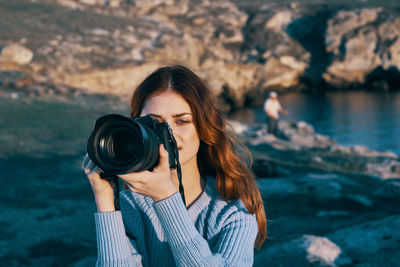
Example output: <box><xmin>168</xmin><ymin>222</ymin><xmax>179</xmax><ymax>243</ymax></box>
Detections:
<box><xmin>230</xmin><ymin>119</ymin><xmax>400</xmax><ymax>179</ymax></box>
<box><xmin>1</xmin><ymin>0</ymin><xmax>400</xmax><ymax>109</ymax></box>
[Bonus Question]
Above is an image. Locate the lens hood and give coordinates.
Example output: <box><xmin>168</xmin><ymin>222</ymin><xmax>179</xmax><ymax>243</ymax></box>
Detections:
<box><xmin>87</xmin><ymin>114</ymin><xmax>160</xmax><ymax>175</ymax></box>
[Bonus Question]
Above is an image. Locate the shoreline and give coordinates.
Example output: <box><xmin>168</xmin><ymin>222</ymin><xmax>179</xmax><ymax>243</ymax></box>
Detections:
<box><xmin>1</xmin><ymin>91</ymin><xmax>399</xmax><ymax>180</ymax></box>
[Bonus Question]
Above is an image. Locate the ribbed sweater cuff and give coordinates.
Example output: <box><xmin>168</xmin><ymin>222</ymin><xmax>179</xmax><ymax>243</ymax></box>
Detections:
<box><xmin>94</xmin><ymin>211</ymin><xmax>132</xmax><ymax>262</ymax></box>
<box><xmin>153</xmin><ymin>192</ymin><xmax>199</xmax><ymax>246</ymax></box>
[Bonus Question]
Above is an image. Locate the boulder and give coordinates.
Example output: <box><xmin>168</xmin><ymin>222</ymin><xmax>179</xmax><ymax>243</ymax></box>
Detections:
<box><xmin>0</xmin><ymin>43</ymin><xmax>34</xmax><ymax>67</ymax></box>
<box><xmin>255</xmin><ymin>235</ymin><xmax>345</xmax><ymax>266</ymax></box>
<box><xmin>327</xmin><ymin>215</ymin><xmax>400</xmax><ymax>266</ymax></box>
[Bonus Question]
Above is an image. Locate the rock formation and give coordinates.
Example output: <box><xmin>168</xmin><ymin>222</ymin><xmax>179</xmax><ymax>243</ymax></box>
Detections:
<box><xmin>228</xmin><ymin>119</ymin><xmax>400</xmax><ymax>179</ymax></box>
<box><xmin>1</xmin><ymin>0</ymin><xmax>400</xmax><ymax>109</ymax></box>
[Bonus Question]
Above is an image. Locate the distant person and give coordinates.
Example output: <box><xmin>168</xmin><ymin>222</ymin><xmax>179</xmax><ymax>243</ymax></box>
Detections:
<box><xmin>264</xmin><ymin>91</ymin><xmax>289</xmax><ymax>136</ymax></box>
<box><xmin>82</xmin><ymin>65</ymin><xmax>266</xmax><ymax>266</ymax></box>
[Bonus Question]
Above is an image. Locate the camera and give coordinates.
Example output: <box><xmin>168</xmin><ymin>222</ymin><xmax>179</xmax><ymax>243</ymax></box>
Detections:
<box><xmin>87</xmin><ymin>114</ymin><xmax>179</xmax><ymax>175</ymax></box>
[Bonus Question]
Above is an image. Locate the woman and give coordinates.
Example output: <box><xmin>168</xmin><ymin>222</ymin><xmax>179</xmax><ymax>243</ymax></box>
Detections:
<box><xmin>82</xmin><ymin>65</ymin><xmax>266</xmax><ymax>266</ymax></box>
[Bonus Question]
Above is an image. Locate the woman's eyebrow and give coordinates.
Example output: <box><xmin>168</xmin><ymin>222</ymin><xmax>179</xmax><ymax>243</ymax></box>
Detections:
<box><xmin>148</xmin><ymin>112</ymin><xmax>192</xmax><ymax>119</ymax></box>
<box><xmin>172</xmin><ymin>112</ymin><xmax>192</xmax><ymax>118</ymax></box>
<box><xmin>148</xmin><ymin>113</ymin><xmax>163</xmax><ymax>119</ymax></box>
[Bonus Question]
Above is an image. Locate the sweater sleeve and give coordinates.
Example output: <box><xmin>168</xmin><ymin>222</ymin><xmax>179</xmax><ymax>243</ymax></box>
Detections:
<box><xmin>153</xmin><ymin>192</ymin><xmax>258</xmax><ymax>266</ymax></box>
<box><xmin>94</xmin><ymin>211</ymin><xmax>143</xmax><ymax>267</ymax></box>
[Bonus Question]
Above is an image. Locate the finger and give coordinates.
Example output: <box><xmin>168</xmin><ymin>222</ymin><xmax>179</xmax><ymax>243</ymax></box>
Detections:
<box><xmin>105</xmin><ymin>175</ymin><xmax>118</xmax><ymax>190</ymax></box>
<box><xmin>118</xmin><ymin>171</ymin><xmax>150</xmax><ymax>183</ymax></box>
<box><xmin>157</xmin><ymin>144</ymin><xmax>170</xmax><ymax>169</ymax></box>
<box><xmin>81</xmin><ymin>153</ymin><xmax>89</xmax><ymax>170</ymax></box>
<box><xmin>126</xmin><ymin>182</ymin><xmax>136</xmax><ymax>191</ymax></box>
<box><xmin>91</xmin><ymin>165</ymin><xmax>101</xmax><ymax>175</ymax></box>
<box><xmin>86</xmin><ymin>159</ymin><xmax>94</xmax><ymax>170</ymax></box>
<box><xmin>84</xmin><ymin>160</ymin><xmax>95</xmax><ymax>175</ymax></box>
<box><xmin>127</xmin><ymin>183</ymin><xmax>140</xmax><ymax>194</ymax></box>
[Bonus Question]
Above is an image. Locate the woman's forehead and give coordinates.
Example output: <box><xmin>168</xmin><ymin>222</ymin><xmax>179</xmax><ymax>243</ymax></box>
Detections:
<box><xmin>141</xmin><ymin>91</ymin><xmax>192</xmax><ymax>115</ymax></box>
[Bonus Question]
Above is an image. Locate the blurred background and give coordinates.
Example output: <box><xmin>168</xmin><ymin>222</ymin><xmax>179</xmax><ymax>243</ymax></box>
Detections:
<box><xmin>1</xmin><ymin>0</ymin><xmax>400</xmax><ymax>266</ymax></box>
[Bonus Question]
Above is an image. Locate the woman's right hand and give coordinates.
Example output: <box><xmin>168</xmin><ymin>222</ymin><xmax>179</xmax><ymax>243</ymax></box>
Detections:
<box><xmin>82</xmin><ymin>153</ymin><xmax>116</xmax><ymax>212</ymax></box>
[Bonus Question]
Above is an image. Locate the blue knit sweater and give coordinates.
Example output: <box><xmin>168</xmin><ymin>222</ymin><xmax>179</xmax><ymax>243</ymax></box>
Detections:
<box><xmin>94</xmin><ymin>177</ymin><xmax>258</xmax><ymax>266</ymax></box>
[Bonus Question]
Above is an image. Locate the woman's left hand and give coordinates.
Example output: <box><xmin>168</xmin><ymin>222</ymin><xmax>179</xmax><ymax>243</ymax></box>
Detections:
<box><xmin>118</xmin><ymin>145</ymin><xmax>178</xmax><ymax>202</ymax></box>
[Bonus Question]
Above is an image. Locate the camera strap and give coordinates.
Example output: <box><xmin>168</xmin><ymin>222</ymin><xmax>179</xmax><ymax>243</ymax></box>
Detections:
<box><xmin>176</xmin><ymin>159</ymin><xmax>186</xmax><ymax>206</ymax></box>
<box><xmin>170</xmin><ymin>135</ymin><xmax>186</xmax><ymax>206</ymax></box>
<box><xmin>99</xmin><ymin>173</ymin><xmax>121</xmax><ymax>211</ymax></box>
<box><xmin>113</xmin><ymin>176</ymin><xmax>121</xmax><ymax>211</ymax></box>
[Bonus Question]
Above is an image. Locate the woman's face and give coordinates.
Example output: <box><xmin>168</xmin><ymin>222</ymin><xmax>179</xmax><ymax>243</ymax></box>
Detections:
<box><xmin>140</xmin><ymin>91</ymin><xmax>200</xmax><ymax>168</ymax></box>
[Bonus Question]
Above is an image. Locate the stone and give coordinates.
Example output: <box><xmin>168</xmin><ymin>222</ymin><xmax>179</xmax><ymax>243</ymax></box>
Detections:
<box><xmin>303</xmin><ymin>235</ymin><xmax>342</xmax><ymax>265</ymax></box>
<box><xmin>328</xmin><ymin>215</ymin><xmax>400</xmax><ymax>266</ymax></box>
<box><xmin>0</xmin><ymin>44</ymin><xmax>34</xmax><ymax>66</ymax></box>
<box><xmin>255</xmin><ymin>235</ymin><xmax>343</xmax><ymax>266</ymax></box>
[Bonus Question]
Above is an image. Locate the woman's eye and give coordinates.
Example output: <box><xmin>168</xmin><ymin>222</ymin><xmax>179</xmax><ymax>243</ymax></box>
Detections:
<box><xmin>176</xmin><ymin>119</ymin><xmax>190</xmax><ymax>125</ymax></box>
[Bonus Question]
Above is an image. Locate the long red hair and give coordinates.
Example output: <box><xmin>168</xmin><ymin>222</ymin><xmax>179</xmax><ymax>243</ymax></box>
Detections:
<box><xmin>130</xmin><ymin>65</ymin><xmax>266</xmax><ymax>247</ymax></box>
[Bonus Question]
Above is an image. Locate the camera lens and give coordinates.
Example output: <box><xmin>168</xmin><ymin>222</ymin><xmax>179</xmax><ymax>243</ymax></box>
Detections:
<box><xmin>87</xmin><ymin>114</ymin><xmax>161</xmax><ymax>175</ymax></box>
<box><xmin>102</xmin><ymin>127</ymin><xmax>141</xmax><ymax>163</ymax></box>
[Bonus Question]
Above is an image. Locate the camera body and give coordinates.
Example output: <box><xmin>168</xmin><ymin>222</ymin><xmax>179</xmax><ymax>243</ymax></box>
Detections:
<box><xmin>87</xmin><ymin>114</ymin><xmax>178</xmax><ymax>175</ymax></box>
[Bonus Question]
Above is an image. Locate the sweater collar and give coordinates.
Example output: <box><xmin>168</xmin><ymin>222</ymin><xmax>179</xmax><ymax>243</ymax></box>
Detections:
<box><xmin>187</xmin><ymin>176</ymin><xmax>214</xmax><ymax>221</ymax></box>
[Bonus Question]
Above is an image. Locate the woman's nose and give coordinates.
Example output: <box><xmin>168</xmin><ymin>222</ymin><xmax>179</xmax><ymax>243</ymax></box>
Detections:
<box><xmin>169</xmin><ymin>125</ymin><xmax>178</xmax><ymax>138</ymax></box>
<box><xmin>168</xmin><ymin>124</ymin><xmax>180</xmax><ymax>141</ymax></box>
